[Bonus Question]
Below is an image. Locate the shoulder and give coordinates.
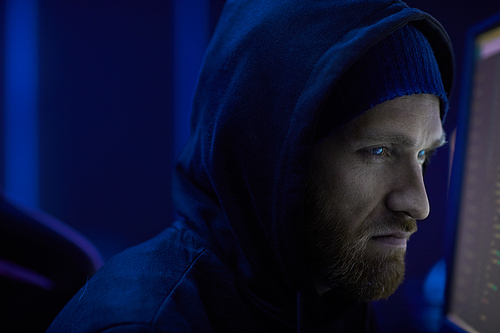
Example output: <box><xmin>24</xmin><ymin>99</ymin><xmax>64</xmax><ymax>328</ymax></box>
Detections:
<box><xmin>47</xmin><ymin>222</ymin><xmax>224</xmax><ymax>333</ymax></box>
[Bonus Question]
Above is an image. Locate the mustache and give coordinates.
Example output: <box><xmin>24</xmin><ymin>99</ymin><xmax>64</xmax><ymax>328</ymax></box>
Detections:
<box><xmin>363</xmin><ymin>214</ymin><xmax>418</xmax><ymax>238</ymax></box>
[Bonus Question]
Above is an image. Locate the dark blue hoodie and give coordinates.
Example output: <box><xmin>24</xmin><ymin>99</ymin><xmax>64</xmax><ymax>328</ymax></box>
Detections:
<box><xmin>47</xmin><ymin>0</ymin><xmax>453</xmax><ymax>332</ymax></box>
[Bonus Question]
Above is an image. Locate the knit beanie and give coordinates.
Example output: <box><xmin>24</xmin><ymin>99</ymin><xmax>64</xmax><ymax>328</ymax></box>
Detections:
<box><xmin>316</xmin><ymin>24</ymin><xmax>448</xmax><ymax>140</ymax></box>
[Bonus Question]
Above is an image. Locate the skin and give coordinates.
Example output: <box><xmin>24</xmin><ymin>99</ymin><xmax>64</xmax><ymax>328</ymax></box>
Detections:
<box><xmin>303</xmin><ymin>94</ymin><xmax>446</xmax><ymax>302</ymax></box>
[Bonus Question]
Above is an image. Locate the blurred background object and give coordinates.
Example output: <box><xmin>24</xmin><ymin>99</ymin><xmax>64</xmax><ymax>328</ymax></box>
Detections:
<box><xmin>0</xmin><ymin>190</ymin><xmax>103</xmax><ymax>332</ymax></box>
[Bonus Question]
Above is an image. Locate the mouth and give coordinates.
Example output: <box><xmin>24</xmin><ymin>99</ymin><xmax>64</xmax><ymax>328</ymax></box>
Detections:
<box><xmin>371</xmin><ymin>231</ymin><xmax>412</xmax><ymax>248</ymax></box>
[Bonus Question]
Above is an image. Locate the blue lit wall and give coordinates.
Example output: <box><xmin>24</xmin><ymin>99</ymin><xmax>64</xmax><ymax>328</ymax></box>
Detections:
<box><xmin>173</xmin><ymin>0</ymin><xmax>210</xmax><ymax>157</ymax></box>
<box><xmin>4</xmin><ymin>0</ymin><xmax>38</xmax><ymax>207</ymax></box>
<box><xmin>2</xmin><ymin>0</ymin><xmax>218</xmax><ymax>260</ymax></box>
<box><xmin>0</xmin><ymin>3</ymin><xmax>4</xmax><ymax>189</ymax></box>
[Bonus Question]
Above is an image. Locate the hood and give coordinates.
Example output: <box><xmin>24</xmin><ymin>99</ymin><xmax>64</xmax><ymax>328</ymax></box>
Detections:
<box><xmin>173</xmin><ymin>0</ymin><xmax>453</xmax><ymax>328</ymax></box>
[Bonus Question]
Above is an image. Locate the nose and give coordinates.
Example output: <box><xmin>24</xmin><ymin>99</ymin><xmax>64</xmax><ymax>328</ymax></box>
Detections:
<box><xmin>386</xmin><ymin>162</ymin><xmax>430</xmax><ymax>220</ymax></box>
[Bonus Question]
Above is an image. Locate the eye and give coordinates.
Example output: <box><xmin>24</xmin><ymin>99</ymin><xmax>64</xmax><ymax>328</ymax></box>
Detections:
<box><xmin>364</xmin><ymin>146</ymin><xmax>389</xmax><ymax>158</ymax></box>
<box><xmin>421</xmin><ymin>148</ymin><xmax>437</xmax><ymax>173</ymax></box>
<box><xmin>417</xmin><ymin>150</ymin><xmax>426</xmax><ymax>163</ymax></box>
<box><xmin>369</xmin><ymin>147</ymin><xmax>387</xmax><ymax>156</ymax></box>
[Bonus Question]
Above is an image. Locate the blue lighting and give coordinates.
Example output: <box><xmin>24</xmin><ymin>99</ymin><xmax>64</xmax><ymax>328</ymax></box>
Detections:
<box><xmin>4</xmin><ymin>0</ymin><xmax>39</xmax><ymax>207</ymax></box>
<box><xmin>424</xmin><ymin>259</ymin><xmax>447</xmax><ymax>306</ymax></box>
<box><xmin>173</xmin><ymin>0</ymin><xmax>210</xmax><ymax>158</ymax></box>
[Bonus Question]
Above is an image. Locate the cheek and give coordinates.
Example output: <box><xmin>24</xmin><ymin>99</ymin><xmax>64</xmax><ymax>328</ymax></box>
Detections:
<box><xmin>325</xmin><ymin>164</ymin><xmax>384</xmax><ymax>226</ymax></box>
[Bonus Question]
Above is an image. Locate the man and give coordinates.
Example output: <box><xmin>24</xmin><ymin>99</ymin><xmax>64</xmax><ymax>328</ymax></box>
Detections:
<box><xmin>304</xmin><ymin>94</ymin><xmax>445</xmax><ymax>303</ymax></box>
<box><xmin>48</xmin><ymin>0</ymin><xmax>453</xmax><ymax>332</ymax></box>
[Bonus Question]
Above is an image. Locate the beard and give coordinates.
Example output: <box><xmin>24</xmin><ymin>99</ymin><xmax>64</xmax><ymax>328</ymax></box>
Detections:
<box><xmin>303</xmin><ymin>176</ymin><xmax>418</xmax><ymax>302</ymax></box>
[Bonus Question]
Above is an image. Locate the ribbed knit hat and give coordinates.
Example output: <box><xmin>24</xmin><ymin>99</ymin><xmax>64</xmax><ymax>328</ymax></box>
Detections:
<box><xmin>317</xmin><ymin>24</ymin><xmax>448</xmax><ymax>140</ymax></box>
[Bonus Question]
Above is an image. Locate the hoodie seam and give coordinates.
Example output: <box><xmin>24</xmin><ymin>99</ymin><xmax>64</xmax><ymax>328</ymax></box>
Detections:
<box><xmin>150</xmin><ymin>248</ymin><xmax>208</xmax><ymax>326</ymax></box>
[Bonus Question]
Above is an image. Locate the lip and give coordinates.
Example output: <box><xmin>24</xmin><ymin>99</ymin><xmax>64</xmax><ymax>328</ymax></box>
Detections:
<box><xmin>371</xmin><ymin>232</ymin><xmax>412</xmax><ymax>248</ymax></box>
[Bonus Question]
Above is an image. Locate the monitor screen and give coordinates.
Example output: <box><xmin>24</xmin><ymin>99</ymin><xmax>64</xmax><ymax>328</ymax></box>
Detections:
<box><xmin>444</xmin><ymin>17</ymin><xmax>500</xmax><ymax>333</ymax></box>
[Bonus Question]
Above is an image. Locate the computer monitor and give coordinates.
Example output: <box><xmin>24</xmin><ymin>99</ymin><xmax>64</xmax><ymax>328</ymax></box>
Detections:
<box><xmin>443</xmin><ymin>11</ymin><xmax>500</xmax><ymax>333</ymax></box>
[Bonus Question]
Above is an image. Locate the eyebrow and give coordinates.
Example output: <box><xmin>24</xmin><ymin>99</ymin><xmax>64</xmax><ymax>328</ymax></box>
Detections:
<box><xmin>356</xmin><ymin>130</ymin><xmax>447</xmax><ymax>150</ymax></box>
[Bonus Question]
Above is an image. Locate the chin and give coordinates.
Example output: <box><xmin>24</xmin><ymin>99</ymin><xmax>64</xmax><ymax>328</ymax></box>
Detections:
<box><xmin>325</xmin><ymin>247</ymin><xmax>407</xmax><ymax>302</ymax></box>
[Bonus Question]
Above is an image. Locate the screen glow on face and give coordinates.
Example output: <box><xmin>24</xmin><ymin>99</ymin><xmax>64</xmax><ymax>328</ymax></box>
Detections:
<box><xmin>304</xmin><ymin>94</ymin><xmax>444</xmax><ymax>301</ymax></box>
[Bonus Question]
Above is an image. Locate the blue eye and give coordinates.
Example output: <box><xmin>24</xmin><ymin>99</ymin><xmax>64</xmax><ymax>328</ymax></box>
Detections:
<box><xmin>418</xmin><ymin>150</ymin><xmax>426</xmax><ymax>161</ymax></box>
<box><xmin>369</xmin><ymin>147</ymin><xmax>386</xmax><ymax>156</ymax></box>
<box><xmin>362</xmin><ymin>146</ymin><xmax>390</xmax><ymax>161</ymax></box>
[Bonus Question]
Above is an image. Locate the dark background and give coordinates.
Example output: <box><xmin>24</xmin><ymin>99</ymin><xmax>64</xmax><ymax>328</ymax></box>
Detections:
<box><xmin>1</xmin><ymin>1</ymin><xmax>498</xmax><ymax>332</ymax></box>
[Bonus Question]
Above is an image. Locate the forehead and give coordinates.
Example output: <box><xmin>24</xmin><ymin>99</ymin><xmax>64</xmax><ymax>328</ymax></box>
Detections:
<box><xmin>345</xmin><ymin>94</ymin><xmax>443</xmax><ymax>145</ymax></box>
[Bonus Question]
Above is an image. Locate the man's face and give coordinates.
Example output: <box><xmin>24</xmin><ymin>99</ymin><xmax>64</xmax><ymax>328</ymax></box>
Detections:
<box><xmin>304</xmin><ymin>94</ymin><xmax>445</xmax><ymax>302</ymax></box>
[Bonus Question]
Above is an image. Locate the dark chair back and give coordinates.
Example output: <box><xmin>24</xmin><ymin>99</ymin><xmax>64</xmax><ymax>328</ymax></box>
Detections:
<box><xmin>0</xmin><ymin>191</ymin><xmax>104</xmax><ymax>332</ymax></box>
